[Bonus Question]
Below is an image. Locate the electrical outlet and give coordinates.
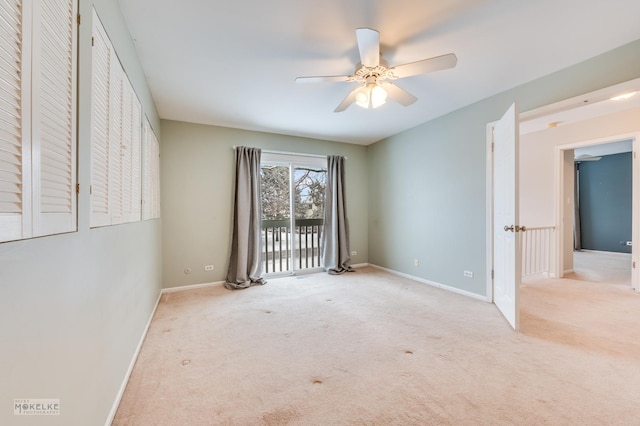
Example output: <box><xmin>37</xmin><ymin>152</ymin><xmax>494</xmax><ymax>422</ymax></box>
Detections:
<box><xmin>184</xmin><ymin>267</ymin><xmax>191</xmax><ymax>274</ymax></box>
<box><xmin>351</xmin><ymin>251</ymin><xmax>357</xmax><ymax>256</ymax></box>
<box><xmin>204</xmin><ymin>265</ymin><xmax>214</xmax><ymax>271</ymax></box>
<box><xmin>464</xmin><ymin>270</ymin><xmax>473</xmax><ymax>278</ymax></box>
<box><xmin>414</xmin><ymin>258</ymin><xmax>419</xmax><ymax>267</ymax></box>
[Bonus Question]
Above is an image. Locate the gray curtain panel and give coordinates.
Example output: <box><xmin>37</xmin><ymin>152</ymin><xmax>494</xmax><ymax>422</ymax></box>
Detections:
<box><xmin>321</xmin><ymin>155</ymin><xmax>354</xmax><ymax>275</ymax></box>
<box><xmin>225</xmin><ymin>147</ymin><xmax>266</xmax><ymax>289</ymax></box>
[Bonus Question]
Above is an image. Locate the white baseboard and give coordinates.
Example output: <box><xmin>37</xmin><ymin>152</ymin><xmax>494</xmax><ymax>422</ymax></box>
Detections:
<box><xmin>579</xmin><ymin>249</ymin><xmax>632</xmax><ymax>257</ymax></box>
<box><xmin>162</xmin><ymin>280</ymin><xmax>225</xmax><ymax>293</ymax></box>
<box><xmin>162</xmin><ymin>266</ymin><xmax>370</xmax><ymax>291</ymax></box>
<box><xmin>369</xmin><ymin>264</ymin><xmax>490</xmax><ymax>302</ymax></box>
<box><xmin>522</xmin><ymin>272</ymin><xmax>549</xmax><ymax>282</ymax></box>
<box><xmin>105</xmin><ymin>290</ymin><xmax>162</xmax><ymax>426</ymax></box>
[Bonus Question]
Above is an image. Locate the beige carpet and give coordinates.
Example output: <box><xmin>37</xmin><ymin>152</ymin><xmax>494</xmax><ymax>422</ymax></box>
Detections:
<box><xmin>114</xmin><ymin>266</ymin><xmax>640</xmax><ymax>425</ymax></box>
<box><xmin>520</xmin><ymin>250</ymin><xmax>640</xmax><ymax>362</ymax></box>
<box><xmin>567</xmin><ymin>250</ymin><xmax>632</xmax><ymax>286</ymax></box>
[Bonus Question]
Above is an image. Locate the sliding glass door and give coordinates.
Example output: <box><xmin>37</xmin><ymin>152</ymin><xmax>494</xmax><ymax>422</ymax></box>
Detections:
<box><xmin>261</xmin><ymin>153</ymin><xmax>327</xmax><ymax>275</ymax></box>
<box><xmin>261</xmin><ymin>163</ymin><xmax>292</xmax><ymax>273</ymax></box>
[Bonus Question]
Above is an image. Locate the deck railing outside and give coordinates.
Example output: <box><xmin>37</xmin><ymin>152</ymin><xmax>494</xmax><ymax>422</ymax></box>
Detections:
<box><xmin>262</xmin><ymin>218</ymin><xmax>323</xmax><ymax>273</ymax></box>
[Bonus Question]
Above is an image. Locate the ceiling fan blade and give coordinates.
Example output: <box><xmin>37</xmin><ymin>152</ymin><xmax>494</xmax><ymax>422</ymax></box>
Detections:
<box><xmin>355</xmin><ymin>28</ymin><xmax>380</xmax><ymax>68</ymax></box>
<box><xmin>381</xmin><ymin>82</ymin><xmax>417</xmax><ymax>106</ymax></box>
<box><xmin>295</xmin><ymin>75</ymin><xmax>351</xmax><ymax>84</ymax></box>
<box><xmin>391</xmin><ymin>53</ymin><xmax>457</xmax><ymax>78</ymax></box>
<box><xmin>574</xmin><ymin>154</ymin><xmax>602</xmax><ymax>162</ymax></box>
<box><xmin>334</xmin><ymin>87</ymin><xmax>360</xmax><ymax>112</ymax></box>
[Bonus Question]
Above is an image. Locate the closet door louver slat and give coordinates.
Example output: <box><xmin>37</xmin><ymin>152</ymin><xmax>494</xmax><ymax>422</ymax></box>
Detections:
<box><xmin>0</xmin><ymin>0</ymin><xmax>27</xmax><ymax>242</ymax></box>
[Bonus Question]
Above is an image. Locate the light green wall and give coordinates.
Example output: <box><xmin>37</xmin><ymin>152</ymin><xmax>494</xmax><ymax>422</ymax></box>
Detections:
<box><xmin>0</xmin><ymin>2</ymin><xmax>637</xmax><ymax>421</ymax></box>
<box><xmin>160</xmin><ymin>120</ymin><xmax>368</xmax><ymax>288</ymax></box>
<box><xmin>0</xmin><ymin>1</ymin><xmax>161</xmax><ymax>425</ymax></box>
<box><xmin>368</xmin><ymin>38</ymin><xmax>640</xmax><ymax>296</ymax></box>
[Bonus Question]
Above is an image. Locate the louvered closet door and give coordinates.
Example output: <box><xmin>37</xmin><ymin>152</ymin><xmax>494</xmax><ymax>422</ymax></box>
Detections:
<box><xmin>142</xmin><ymin>118</ymin><xmax>159</xmax><ymax>220</ymax></box>
<box><xmin>120</xmin><ymin>77</ymin><xmax>141</xmax><ymax>223</ymax></box>
<box><xmin>0</xmin><ymin>0</ymin><xmax>30</xmax><ymax>242</ymax></box>
<box><xmin>141</xmin><ymin>118</ymin><xmax>151</xmax><ymax>220</ymax></box>
<box><xmin>31</xmin><ymin>0</ymin><xmax>77</xmax><ymax>236</ymax></box>
<box><xmin>150</xmin><ymin>128</ymin><xmax>160</xmax><ymax>218</ymax></box>
<box><xmin>120</xmin><ymin>76</ymin><xmax>132</xmax><ymax>222</ymax></box>
<box><xmin>90</xmin><ymin>13</ymin><xmax>111</xmax><ymax>227</ymax></box>
<box><xmin>109</xmin><ymin>60</ymin><xmax>123</xmax><ymax>225</ymax></box>
<box><xmin>130</xmin><ymin>88</ymin><xmax>142</xmax><ymax>221</ymax></box>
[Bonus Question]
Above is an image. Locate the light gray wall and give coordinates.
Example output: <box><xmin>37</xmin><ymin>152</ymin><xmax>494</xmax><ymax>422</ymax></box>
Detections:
<box><xmin>0</xmin><ymin>1</ymin><xmax>161</xmax><ymax>425</ymax></box>
<box><xmin>160</xmin><ymin>120</ymin><xmax>368</xmax><ymax>288</ymax></box>
<box><xmin>368</xmin><ymin>38</ymin><xmax>640</xmax><ymax>296</ymax></box>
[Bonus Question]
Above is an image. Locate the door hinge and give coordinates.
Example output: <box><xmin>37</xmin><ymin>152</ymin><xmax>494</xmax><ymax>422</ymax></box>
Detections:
<box><xmin>634</xmin><ymin>152</ymin><xmax>637</xmax><ymax>159</ymax></box>
<box><xmin>77</xmin><ymin>14</ymin><xmax>81</xmax><ymax>25</ymax></box>
<box><xmin>491</xmin><ymin>142</ymin><xmax>494</xmax><ymax>152</ymax></box>
<box><xmin>76</xmin><ymin>183</ymin><xmax>80</xmax><ymax>195</ymax></box>
<box><xmin>89</xmin><ymin>185</ymin><xmax>93</xmax><ymax>195</ymax></box>
<box><xmin>634</xmin><ymin>261</ymin><xmax>636</xmax><ymax>269</ymax></box>
<box><xmin>91</xmin><ymin>36</ymin><xmax>94</xmax><ymax>47</ymax></box>
<box><xmin>491</xmin><ymin>270</ymin><xmax>494</xmax><ymax>279</ymax></box>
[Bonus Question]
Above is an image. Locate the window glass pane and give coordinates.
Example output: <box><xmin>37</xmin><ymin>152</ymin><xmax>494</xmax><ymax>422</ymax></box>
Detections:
<box><xmin>294</xmin><ymin>167</ymin><xmax>326</xmax><ymax>219</ymax></box>
<box><xmin>261</xmin><ymin>164</ymin><xmax>291</xmax><ymax>274</ymax></box>
<box><xmin>261</xmin><ymin>165</ymin><xmax>290</xmax><ymax>220</ymax></box>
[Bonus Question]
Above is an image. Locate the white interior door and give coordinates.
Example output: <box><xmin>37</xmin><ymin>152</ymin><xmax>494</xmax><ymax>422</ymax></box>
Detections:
<box><xmin>493</xmin><ymin>103</ymin><xmax>520</xmax><ymax>330</ymax></box>
<box><xmin>633</xmin><ymin>138</ymin><xmax>639</xmax><ymax>292</ymax></box>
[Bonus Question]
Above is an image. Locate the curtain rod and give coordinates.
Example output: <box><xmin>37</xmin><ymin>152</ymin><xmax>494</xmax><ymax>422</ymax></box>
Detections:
<box><xmin>232</xmin><ymin>146</ymin><xmax>347</xmax><ymax>160</ymax></box>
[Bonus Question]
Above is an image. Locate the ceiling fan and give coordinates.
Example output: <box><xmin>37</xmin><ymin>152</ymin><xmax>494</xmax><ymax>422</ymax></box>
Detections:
<box><xmin>295</xmin><ymin>28</ymin><xmax>457</xmax><ymax>112</ymax></box>
<box><xmin>574</xmin><ymin>154</ymin><xmax>602</xmax><ymax>162</ymax></box>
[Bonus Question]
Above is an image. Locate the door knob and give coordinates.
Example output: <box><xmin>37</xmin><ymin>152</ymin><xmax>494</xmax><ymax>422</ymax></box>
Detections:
<box><xmin>504</xmin><ymin>225</ymin><xmax>514</xmax><ymax>232</ymax></box>
<box><xmin>516</xmin><ymin>225</ymin><xmax>527</xmax><ymax>232</ymax></box>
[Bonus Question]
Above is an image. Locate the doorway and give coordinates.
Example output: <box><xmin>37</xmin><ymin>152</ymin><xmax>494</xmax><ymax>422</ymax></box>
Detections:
<box><xmin>260</xmin><ymin>152</ymin><xmax>327</xmax><ymax>276</ymax></box>
<box><xmin>554</xmin><ymin>135</ymin><xmax>639</xmax><ymax>291</ymax></box>
<box><xmin>486</xmin><ymin>78</ymin><xmax>640</xmax><ymax>329</ymax></box>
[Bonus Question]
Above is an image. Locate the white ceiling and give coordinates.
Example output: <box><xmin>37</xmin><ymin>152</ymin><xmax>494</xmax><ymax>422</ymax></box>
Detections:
<box><xmin>519</xmin><ymin>78</ymin><xmax>640</xmax><ymax>135</ymax></box>
<box><xmin>117</xmin><ymin>0</ymin><xmax>640</xmax><ymax>145</ymax></box>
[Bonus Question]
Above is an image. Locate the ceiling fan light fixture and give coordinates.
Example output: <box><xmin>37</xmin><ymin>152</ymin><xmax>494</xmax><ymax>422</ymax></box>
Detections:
<box><xmin>371</xmin><ymin>84</ymin><xmax>387</xmax><ymax>108</ymax></box>
<box><xmin>355</xmin><ymin>82</ymin><xmax>387</xmax><ymax>109</ymax></box>
<box><xmin>355</xmin><ymin>86</ymin><xmax>370</xmax><ymax>108</ymax></box>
